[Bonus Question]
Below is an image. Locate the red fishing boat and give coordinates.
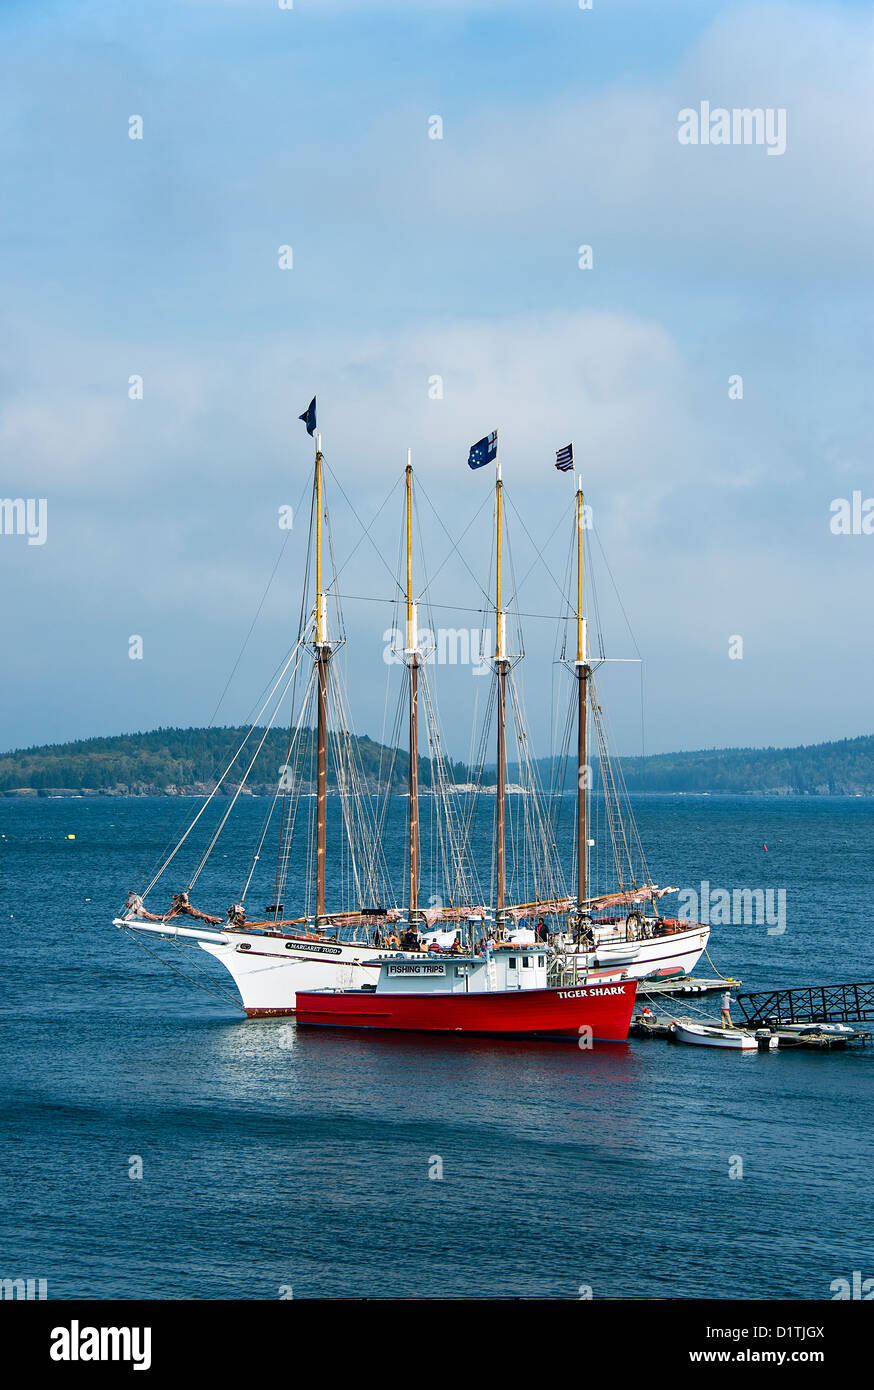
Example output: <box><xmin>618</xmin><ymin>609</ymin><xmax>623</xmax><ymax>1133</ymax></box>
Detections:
<box><xmin>296</xmin><ymin>947</ymin><xmax>637</xmax><ymax>1041</ymax></box>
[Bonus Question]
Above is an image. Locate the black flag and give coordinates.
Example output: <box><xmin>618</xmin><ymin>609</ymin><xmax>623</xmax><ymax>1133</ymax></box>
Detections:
<box><xmin>299</xmin><ymin>396</ymin><xmax>317</xmax><ymax>437</ymax></box>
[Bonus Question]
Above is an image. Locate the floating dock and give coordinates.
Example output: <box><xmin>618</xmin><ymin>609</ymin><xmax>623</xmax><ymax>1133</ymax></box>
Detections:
<box><xmin>758</xmin><ymin>1028</ymin><xmax>870</xmax><ymax>1050</ymax></box>
<box><xmin>630</xmin><ymin>1013</ymin><xmax>870</xmax><ymax>1047</ymax></box>
<box><xmin>629</xmin><ymin>1016</ymin><xmax>676</xmax><ymax>1039</ymax></box>
<box><xmin>637</xmin><ymin>975</ymin><xmax>740</xmax><ymax>998</ymax></box>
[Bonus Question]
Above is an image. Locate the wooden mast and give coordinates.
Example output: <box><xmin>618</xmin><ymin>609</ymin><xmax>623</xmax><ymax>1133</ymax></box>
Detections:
<box><xmin>575</xmin><ymin>475</ymin><xmax>590</xmax><ymax>920</ymax></box>
<box><xmin>405</xmin><ymin>455</ymin><xmax>420</xmax><ymax>925</ymax></box>
<box><xmin>314</xmin><ymin>436</ymin><xmax>329</xmax><ymax>926</ymax></box>
<box><xmin>495</xmin><ymin>460</ymin><xmax>507</xmax><ymax>933</ymax></box>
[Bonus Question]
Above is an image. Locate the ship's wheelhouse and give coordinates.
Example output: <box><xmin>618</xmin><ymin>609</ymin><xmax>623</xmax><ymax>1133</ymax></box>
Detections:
<box><xmin>373</xmin><ymin>949</ymin><xmax>549</xmax><ymax>994</ymax></box>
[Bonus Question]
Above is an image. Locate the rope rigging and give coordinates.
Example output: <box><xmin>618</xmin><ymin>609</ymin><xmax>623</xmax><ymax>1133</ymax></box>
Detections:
<box><xmin>120</xmin><ymin>438</ymin><xmax>674</xmax><ymax>977</ymax></box>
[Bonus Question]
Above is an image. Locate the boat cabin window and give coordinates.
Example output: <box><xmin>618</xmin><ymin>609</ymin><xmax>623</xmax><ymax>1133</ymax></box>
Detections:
<box><xmin>509</xmin><ymin>958</ymin><xmax>516</xmax><ymax>969</ymax></box>
<box><xmin>538</xmin><ymin>956</ymin><xmax>545</xmax><ymax>967</ymax></box>
<box><xmin>522</xmin><ymin>956</ymin><xmax>530</xmax><ymax>968</ymax></box>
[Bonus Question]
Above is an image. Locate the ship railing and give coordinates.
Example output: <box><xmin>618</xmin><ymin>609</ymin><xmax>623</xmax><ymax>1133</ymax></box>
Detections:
<box><xmin>548</xmin><ymin>954</ymin><xmax>590</xmax><ymax>989</ymax></box>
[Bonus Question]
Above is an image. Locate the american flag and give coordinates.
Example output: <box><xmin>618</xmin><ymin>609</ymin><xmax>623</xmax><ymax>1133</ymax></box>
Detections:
<box><xmin>555</xmin><ymin>443</ymin><xmax>574</xmax><ymax>472</ymax></box>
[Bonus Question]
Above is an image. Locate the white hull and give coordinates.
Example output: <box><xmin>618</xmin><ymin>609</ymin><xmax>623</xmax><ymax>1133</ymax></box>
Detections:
<box><xmin>673</xmin><ymin>1021</ymin><xmax>758</xmax><ymax>1050</ymax></box>
<box><xmin>115</xmin><ymin>918</ymin><xmax>383</xmax><ymax>1016</ymax></box>
<box><xmin>563</xmin><ymin>924</ymin><xmax>710</xmax><ymax>984</ymax></box>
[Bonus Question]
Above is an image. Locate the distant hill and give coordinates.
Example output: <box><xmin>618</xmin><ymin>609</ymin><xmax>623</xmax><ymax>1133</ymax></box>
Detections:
<box><xmin>0</xmin><ymin>726</ymin><xmax>468</xmax><ymax>798</ymax></box>
<box><xmin>534</xmin><ymin>734</ymin><xmax>874</xmax><ymax>796</ymax></box>
<box><xmin>1</xmin><ymin>727</ymin><xmax>873</xmax><ymax>798</ymax></box>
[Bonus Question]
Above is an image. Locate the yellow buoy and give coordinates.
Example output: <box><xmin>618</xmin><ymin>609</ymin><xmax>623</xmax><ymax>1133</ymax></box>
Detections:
<box><xmin>66</xmin><ymin>834</ymin><xmax>76</xmax><ymax>840</ymax></box>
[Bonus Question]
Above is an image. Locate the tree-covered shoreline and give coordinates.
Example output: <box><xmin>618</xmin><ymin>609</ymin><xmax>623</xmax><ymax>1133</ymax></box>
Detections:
<box><xmin>1</xmin><ymin>727</ymin><xmax>873</xmax><ymax>798</ymax></box>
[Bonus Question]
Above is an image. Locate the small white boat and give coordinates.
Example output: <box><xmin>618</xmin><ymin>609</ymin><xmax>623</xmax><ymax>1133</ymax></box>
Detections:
<box><xmin>672</xmin><ymin>1020</ymin><xmax>759</xmax><ymax>1050</ymax></box>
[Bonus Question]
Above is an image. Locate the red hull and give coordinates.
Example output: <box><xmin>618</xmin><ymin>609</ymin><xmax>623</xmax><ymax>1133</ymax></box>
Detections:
<box><xmin>295</xmin><ymin>980</ymin><xmax>637</xmax><ymax>1041</ymax></box>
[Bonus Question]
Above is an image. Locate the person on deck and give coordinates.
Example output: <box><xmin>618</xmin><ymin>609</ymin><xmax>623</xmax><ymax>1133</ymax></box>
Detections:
<box><xmin>720</xmin><ymin>990</ymin><xmax>733</xmax><ymax>1028</ymax></box>
<box><xmin>536</xmin><ymin>917</ymin><xmax>549</xmax><ymax>943</ymax></box>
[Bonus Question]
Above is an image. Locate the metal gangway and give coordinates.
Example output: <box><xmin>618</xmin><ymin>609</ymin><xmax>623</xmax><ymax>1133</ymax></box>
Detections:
<box><xmin>734</xmin><ymin>981</ymin><xmax>874</xmax><ymax>1028</ymax></box>
<box><xmin>547</xmin><ymin>951</ymin><xmax>591</xmax><ymax>989</ymax></box>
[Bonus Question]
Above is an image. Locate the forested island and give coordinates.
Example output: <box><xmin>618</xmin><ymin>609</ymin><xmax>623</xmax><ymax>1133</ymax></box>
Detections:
<box><xmin>0</xmin><ymin>727</ymin><xmax>467</xmax><ymax>798</ymax></box>
<box><xmin>1</xmin><ymin>728</ymin><xmax>873</xmax><ymax>798</ymax></box>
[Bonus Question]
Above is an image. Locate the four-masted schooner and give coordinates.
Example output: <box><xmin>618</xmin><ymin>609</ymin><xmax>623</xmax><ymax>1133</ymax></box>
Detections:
<box><xmin>114</xmin><ymin>418</ymin><xmax>708</xmax><ymax>1034</ymax></box>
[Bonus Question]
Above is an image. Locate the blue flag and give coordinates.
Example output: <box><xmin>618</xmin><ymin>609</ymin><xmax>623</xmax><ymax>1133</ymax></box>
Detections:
<box><xmin>299</xmin><ymin>396</ymin><xmax>317</xmax><ymax>437</ymax></box>
<box><xmin>468</xmin><ymin>430</ymin><xmax>498</xmax><ymax>469</ymax></box>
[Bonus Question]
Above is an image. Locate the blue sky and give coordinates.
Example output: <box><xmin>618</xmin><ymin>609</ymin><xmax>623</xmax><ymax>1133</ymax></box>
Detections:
<box><xmin>1</xmin><ymin>0</ymin><xmax>872</xmax><ymax>759</ymax></box>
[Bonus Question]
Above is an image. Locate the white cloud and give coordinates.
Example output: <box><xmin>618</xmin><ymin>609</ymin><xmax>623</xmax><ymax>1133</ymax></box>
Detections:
<box><xmin>359</xmin><ymin>2</ymin><xmax>874</xmax><ymax>280</ymax></box>
<box><xmin>0</xmin><ymin>0</ymin><xmax>870</xmax><ymax>753</ymax></box>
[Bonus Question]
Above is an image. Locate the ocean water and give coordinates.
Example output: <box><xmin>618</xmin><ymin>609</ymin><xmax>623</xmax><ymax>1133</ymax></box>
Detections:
<box><xmin>1</xmin><ymin>793</ymin><xmax>872</xmax><ymax>1301</ymax></box>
